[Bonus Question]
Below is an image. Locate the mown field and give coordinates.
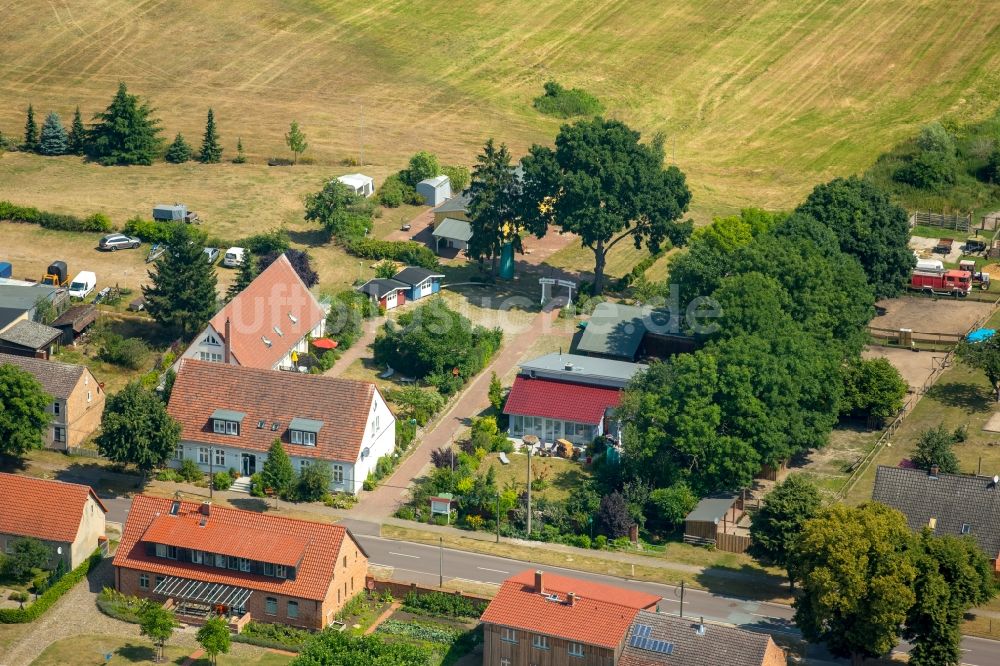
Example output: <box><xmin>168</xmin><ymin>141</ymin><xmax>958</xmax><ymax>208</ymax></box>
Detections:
<box><xmin>2</xmin><ymin>0</ymin><xmax>1000</xmax><ymax>221</ymax></box>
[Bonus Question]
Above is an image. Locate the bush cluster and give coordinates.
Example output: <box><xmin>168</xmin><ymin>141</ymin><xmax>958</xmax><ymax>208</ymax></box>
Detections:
<box><xmin>98</xmin><ymin>333</ymin><xmax>149</xmax><ymax>370</ymax></box>
<box><xmin>533</xmin><ymin>81</ymin><xmax>604</xmax><ymax>118</ymax></box>
<box><xmin>344</xmin><ymin>237</ymin><xmax>438</xmax><ymax>269</ymax></box>
<box><xmin>121</xmin><ymin>216</ymin><xmax>177</xmax><ymax>243</ymax></box>
<box><xmin>402</xmin><ymin>591</ymin><xmax>487</xmax><ymax>619</ymax></box>
<box><xmin>0</xmin><ymin>550</ymin><xmax>101</xmax><ymax>623</ymax></box>
<box><xmin>0</xmin><ymin>201</ymin><xmax>113</xmax><ymax>232</ymax></box>
<box><xmin>234</xmin><ymin>621</ymin><xmax>312</xmax><ymax>651</ymax></box>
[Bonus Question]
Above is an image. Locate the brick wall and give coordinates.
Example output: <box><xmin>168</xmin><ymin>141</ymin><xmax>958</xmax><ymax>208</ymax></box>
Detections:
<box><xmin>319</xmin><ymin>534</ymin><xmax>370</xmax><ymax>626</ymax></box>
<box><xmin>364</xmin><ymin>577</ymin><xmax>492</xmax><ymax>606</ymax></box>
<box><xmin>761</xmin><ymin>638</ymin><xmax>787</xmax><ymax>666</ymax></box>
<box><xmin>64</xmin><ymin>371</ymin><xmax>104</xmax><ymax>449</ymax></box>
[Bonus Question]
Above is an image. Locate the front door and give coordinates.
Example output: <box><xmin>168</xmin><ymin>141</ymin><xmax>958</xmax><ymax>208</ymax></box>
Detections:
<box><xmin>241</xmin><ymin>453</ymin><xmax>256</xmax><ymax>476</ymax></box>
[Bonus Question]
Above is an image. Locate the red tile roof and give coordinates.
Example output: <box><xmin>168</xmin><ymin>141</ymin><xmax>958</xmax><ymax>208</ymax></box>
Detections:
<box><xmin>503</xmin><ymin>376</ymin><xmax>623</xmax><ymax>425</ymax></box>
<box><xmin>114</xmin><ymin>495</ymin><xmax>362</xmax><ymax>601</ymax></box>
<box><xmin>480</xmin><ymin>569</ymin><xmax>660</xmax><ymax>649</ymax></box>
<box><xmin>210</xmin><ymin>254</ymin><xmax>325</xmax><ymax>369</ymax></box>
<box><xmin>168</xmin><ymin>359</ymin><xmax>384</xmax><ymax>462</ymax></box>
<box><xmin>0</xmin><ymin>473</ymin><xmax>107</xmax><ymax>543</ymax></box>
<box><xmin>141</xmin><ymin>514</ymin><xmax>309</xmax><ymax>568</ymax></box>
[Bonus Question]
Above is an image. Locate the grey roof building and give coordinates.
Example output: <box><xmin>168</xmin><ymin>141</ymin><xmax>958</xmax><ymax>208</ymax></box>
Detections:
<box><xmin>0</xmin><ymin>353</ymin><xmax>87</xmax><ymax>398</ymax></box>
<box><xmin>0</xmin><ymin>282</ymin><xmax>63</xmax><ymax>328</ymax></box>
<box><xmin>577</xmin><ymin>302</ymin><xmax>653</xmax><ymax>361</ymax></box>
<box><xmin>432</xmin><ymin>192</ymin><xmax>471</xmax><ymax>219</ymax></box>
<box><xmin>519</xmin><ymin>352</ymin><xmax>647</xmax><ymax>389</ymax></box>
<box><xmin>0</xmin><ymin>320</ymin><xmax>62</xmax><ymax>358</ymax></box>
<box><xmin>620</xmin><ymin>610</ymin><xmax>784</xmax><ymax>666</ymax></box>
<box><xmin>393</xmin><ymin>266</ymin><xmax>444</xmax><ymax>287</ymax></box>
<box><xmin>872</xmin><ymin>465</ymin><xmax>1000</xmax><ymax>561</ymax></box>
<box><xmin>357</xmin><ymin>278</ymin><xmax>408</xmax><ymax>300</ymax></box>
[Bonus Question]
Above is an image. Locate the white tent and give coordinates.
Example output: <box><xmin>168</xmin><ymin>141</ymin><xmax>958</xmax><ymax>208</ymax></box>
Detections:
<box><xmin>337</xmin><ymin>173</ymin><xmax>375</xmax><ymax>198</ymax></box>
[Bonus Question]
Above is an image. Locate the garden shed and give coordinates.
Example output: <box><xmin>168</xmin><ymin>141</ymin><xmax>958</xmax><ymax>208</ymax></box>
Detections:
<box><xmin>683</xmin><ymin>494</ymin><xmax>749</xmax><ymax>553</ymax></box>
<box><xmin>337</xmin><ymin>173</ymin><xmax>375</xmax><ymax>198</ymax></box>
<box><xmin>432</xmin><ymin>218</ymin><xmax>473</xmax><ymax>255</ymax></box>
<box><xmin>417</xmin><ymin>175</ymin><xmax>451</xmax><ymax>206</ymax></box>
<box><xmin>51</xmin><ymin>304</ymin><xmax>98</xmax><ymax>344</ymax></box>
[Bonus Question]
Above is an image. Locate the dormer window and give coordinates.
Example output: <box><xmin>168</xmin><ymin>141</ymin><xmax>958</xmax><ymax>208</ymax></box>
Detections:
<box><xmin>288</xmin><ymin>418</ymin><xmax>322</xmax><ymax>446</ymax></box>
<box><xmin>262</xmin><ymin>336</ymin><xmax>272</xmax><ymax>348</ymax></box>
<box><xmin>204</xmin><ymin>333</ymin><xmax>221</xmax><ymax>346</ymax></box>
<box><xmin>210</xmin><ymin>409</ymin><xmax>246</xmax><ymax>436</ymax></box>
<box><xmin>288</xmin><ymin>313</ymin><xmax>298</xmax><ymax>324</ymax></box>
<box><xmin>290</xmin><ymin>430</ymin><xmax>316</xmax><ymax>446</ymax></box>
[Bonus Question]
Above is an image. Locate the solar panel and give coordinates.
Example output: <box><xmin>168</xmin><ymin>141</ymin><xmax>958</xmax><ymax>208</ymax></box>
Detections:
<box><xmin>634</xmin><ymin>624</ymin><xmax>652</xmax><ymax>639</ymax></box>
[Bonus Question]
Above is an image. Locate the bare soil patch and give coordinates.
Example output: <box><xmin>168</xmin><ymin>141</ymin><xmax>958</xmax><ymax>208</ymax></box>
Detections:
<box><xmin>863</xmin><ymin>346</ymin><xmax>945</xmax><ymax>392</ymax></box>
<box><xmin>872</xmin><ymin>297</ymin><xmax>995</xmax><ymax>336</ymax></box>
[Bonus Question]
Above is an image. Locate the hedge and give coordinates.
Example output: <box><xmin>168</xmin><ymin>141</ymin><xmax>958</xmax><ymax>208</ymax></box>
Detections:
<box><xmin>402</xmin><ymin>591</ymin><xmax>487</xmax><ymax>619</ymax></box>
<box><xmin>0</xmin><ymin>549</ymin><xmax>103</xmax><ymax>623</ymax></box>
<box><xmin>344</xmin><ymin>238</ymin><xmax>438</xmax><ymax>270</ymax></box>
<box><xmin>232</xmin><ymin>633</ymin><xmax>305</xmax><ymax>652</ymax></box>
<box><xmin>0</xmin><ymin>201</ymin><xmax>113</xmax><ymax>232</ymax></box>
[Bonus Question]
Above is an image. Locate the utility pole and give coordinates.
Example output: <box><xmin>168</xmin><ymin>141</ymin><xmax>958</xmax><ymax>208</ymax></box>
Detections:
<box><xmin>209</xmin><ymin>450</ymin><xmax>214</xmax><ymax>498</ymax></box>
<box><xmin>526</xmin><ymin>446</ymin><xmax>532</xmax><ymax>537</ymax></box>
<box><xmin>678</xmin><ymin>580</ymin><xmax>685</xmax><ymax>618</ymax></box>
<box><xmin>359</xmin><ymin>104</ymin><xmax>364</xmax><ymax>166</ymax></box>
<box><xmin>438</xmin><ymin>537</ymin><xmax>443</xmax><ymax>588</ymax></box>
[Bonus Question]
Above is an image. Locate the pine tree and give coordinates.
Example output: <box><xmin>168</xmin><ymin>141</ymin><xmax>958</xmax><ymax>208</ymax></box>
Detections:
<box><xmin>198</xmin><ymin>108</ymin><xmax>222</xmax><ymax>163</ymax></box>
<box><xmin>164</xmin><ymin>133</ymin><xmax>193</xmax><ymax>163</ymax></box>
<box><xmin>261</xmin><ymin>439</ymin><xmax>295</xmax><ymax>497</ymax></box>
<box><xmin>142</xmin><ymin>225</ymin><xmax>218</xmax><ymax>339</ymax></box>
<box><xmin>285</xmin><ymin>121</ymin><xmax>307</xmax><ymax>164</ymax></box>
<box><xmin>225</xmin><ymin>252</ymin><xmax>258</xmax><ymax>301</ymax></box>
<box><xmin>68</xmin><ymin>107</ymin><xmax>86</xmax><ymax>155</ymax></box>
<box><xmin>232</xmin><ymin>136</ymin><xmax>247</xmax><ymax>164</ymax></box>
<box><xmin>38</xmin><ymin>112</ymin><xmax>68</xmax><ymax>156</ymax></box>
<box><xmin>23</xmin><ymin>104</ymin><xmax>38</xmax><ymax>151</ymax></box>
<box><xmin>88</xmin><ymin>82</ymin><xmax>163</xmax><ymax>165</ymax></box>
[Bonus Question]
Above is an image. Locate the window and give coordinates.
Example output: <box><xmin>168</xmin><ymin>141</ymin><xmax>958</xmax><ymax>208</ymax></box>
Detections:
<box><xmin>962</xmin><ymin>523</ymin><xmax>972</xmax><ymax>534</ymax></box>
<box><xmin>155</xmin><ymin>544</ymin><xmax>177</xmax><ymax>559</ymax></box>
<box><xmin>263</xmin><ymin>562</ymin><xmax>275</xmax><ymax>577</ymax></box>
<box><xmin>215</xmin><ymin>554</ymin><xmax>227</xmax><ymax>569</ymax></box>
<box><xmin>53</xmin><ymin>427</ymin><xmax>64</xmax><ymax>443</ymax></box>
<box><xmin>139</xmin><ymin>574</ymin><xmax>149</xmax><ymax>590</ymax></box>
<box><xmin>265</xmin><ymin>597</ymin><xmax>277</xmax><ymax>615</ymax></box>
<box><xmin>275</xmin><ymin>565</ymin><xmax>287</xmax><ymax>579</ymax></box>
<box><xmin>191</xmin><ymin>550</ymin><xmax>203</xmax><ymax>564</ymax></box>
<box><xmin>155</xmin><ymin>575</ymin><xmax>165</xmax><ymax>587</ymax></box>
<box><xmin>500</xmin><ymin>660</ymin><xmax>510</xmax><ymax>666</ymax></box>
<box><xmin>3</xmin><ymin>541</ymin><xmax>13</xmax><ymax>554</ymax></box>
<box><xmin>532</xmin><ymin>635</ymin><xmax>550</xmax><ymax>650</ymax></box>
<box><xmin>568</xmin><ymin>642</ymin><xmax>585</xmax><ymax>657</ymax></box>
<box><xmin>290</xmin><ymin>430</ymin><xmax>316</xmax><ymax>446</ymax></box>
<box><xmin>287</xmin><ymin>600</ymin><xmax>299</xmax><ymax>619</ymax></box>
<box><xmin>52</xmin><ymin>401</ymin><xmax>60</xmax><ymax>416</ymax></box>
<box><xmin>299</xmin><ymin>459</ymin><xmax>310</xmax><ymax>472</ymax></box>
<box><xmin>87</xmin><ymin>391</ymin><xmax>92</xmax><ymax>403</ymax></box>
<box><xmin>214</xmin><ymin>420</ymin><xmax>239</xmax><ymax>435</ymax></box>
<box><xmin>228</xmin><ymin>556</ymin><xmax>239</xmax><ymax>570</ymax></box>
<box><xmin>343</xmin><ymin>556</ymin><xmax>347</xmax><ymax>568</ymax></box>
<box><xmin>239</xmin><ymin>558</ymin><xmax>251</xmax><ymax>572</ymax></box>
<box><xmin>174</xmin><ymin>444</ymin><xmax>184</xmax><ymax>461</ymax></box>
<box><xmin>227</xmin><ymin>421</ymin><xmax>238</xmax><ymax>435</ymax></box>
<box><xmin>214</xmin><ymin>449</ymin><xmax>226</xmax><ymax>466</ymax></box>
<box><xmin>199</xmin><ymin>351</ymin><xmax>223</xmax><ymax>362</ymax></box>
<box><xmin>205</xmin><ymin>333</ymin><xmax>221</xmax><ymax>346</ymax></box>
<box><xmin>333</xmin><ymin>465</ymin><xmax>344</xmax><ymax>484</ymax></box>
<box><xmin>500</xmin><ymin>628</ymin><xmax>517</xmax><ymax>644</ymax></box>
<box><xmin>198</xmin><ymin>447</ymin><xmax>210</xmax><ymax>464</ymax></box>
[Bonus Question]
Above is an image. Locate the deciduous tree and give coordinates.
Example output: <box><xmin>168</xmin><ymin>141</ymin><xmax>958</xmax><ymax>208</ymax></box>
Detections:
<box><xmin>88</xmin><ymin>82</ymin><xmax>163</xmax><ymax>165</ymax></box>
<box><xmin>38</xmin><ymin>112</ymin><xmax>68</xmax><ymax>155</ymax></box>
<box><xmin>139</xmin><ymin>603</ymin><xmax>177</xmax><ymax>663</ymax></box>
<box><xmin>405</xmin><ymin>150</ymin><xmax>440</xmax><ymax>187</ymax></box>
<box><xmin>143</xmin><ymin>225</ymin><xmax>218</xmax><ymax>338</ymax></box>
<box><xmin>304</xmin><ymin>179</ymin><xmax>373</xmax><ymax>240</ymax></box>
<box><xmin>520</xmin><ymin>118</ymin><xmax>692</xmax><ymax>294</ymax></box>
<box><xmin>259</xmin><ymin>248</ymin><xmax>319</xmax><ymax>288</ymax></box>
<box><xmin>0</xmin><ymin>363</ymin><xmax>52</xmax><ymax>457</ymax></box>
<box><xmin>791</xmin><ymin>503</ymin><xmax>917</xmax><ymax>666</ymax></box>
<box><xmin>198</xmin><ymin>108</ymin><xmax>222</xmax><ymax>163</ymax></box>
<box><xmin>840</xmin><ymin>357</ymin><xmax>908</xmax><ymax>422</ymax></box>
<box><xmin>598</xmin><ymin>490</ymin><xmax>632</xmax><ymax>538</ymax></box>
<box><xmin>749</xmin><ymin>474</ymin><xmax>821</xmax><ymax>578</ymax></box>
<box><xmin>96</xmin><ymin>381</ymin><xmax>181</xmax><ymax>478</ymax></box>
<box><xmin>956</xmin><ymin>334</ymin><xmax>1000</xmax><ymax>401</ymax></box>
<box><xmin>911</xmin><ymin>424</ymin><xmax>960</xmax><ymax>474</ymax></box>
<box><xmin>196</xmin><ymin>616</ymin><xmax>231</xmax><ymax>665</ymax></box>
<box><xmin>2</xmin><ymin>537</ymin><xmax>50</xmax><ymax>582</ymax></box>
<box><xmin>285</xmin><ymin>121</ymin><xmax>307</xmax><ymax>164</ymax></box>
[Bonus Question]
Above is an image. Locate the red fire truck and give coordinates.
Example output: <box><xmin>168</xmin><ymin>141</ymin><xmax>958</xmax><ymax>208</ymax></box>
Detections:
<box><xmin>909</xmin><ymin>269</ymin><xmax>972</xmax><ymax>296</ymax></box>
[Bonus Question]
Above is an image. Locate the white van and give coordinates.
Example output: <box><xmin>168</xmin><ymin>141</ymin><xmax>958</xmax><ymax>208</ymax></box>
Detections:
<box><xmin>68</xmin><ymin>271</ymin><xmax>97</xmax><ymax>299</ymax></box>
<box><xmin>223</xmin><ymin>247</ymin><xmax>246</xmax><ymax>268</ymax></box>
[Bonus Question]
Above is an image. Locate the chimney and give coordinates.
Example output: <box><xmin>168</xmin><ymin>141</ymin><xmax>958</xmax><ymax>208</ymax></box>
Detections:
<box><xmin>930</xmin><ymin>464</ymin><xmax>940</xmax><ymax>478</ymax></box>
<box><xmin>695</xmin><ymin>616</ymin><xmax>706</xmax><ymax>636</ymax></box>
<box><xmin>199</xmin><ymin>501</ymin><xmax>211</xmax><ymax>516</ymax></box>
<box><xmin>567</xmin><ymin>592</ymin><xmax>576</xmax><ymax>606</ymax></box>
<box><xmin>534</xmin><ymin>570</ymin><xmax>544</xmax><ymax>595</ymax></box>
<box><xmin>224</xmin><ymin>318</ymin><xmax>232</xmax><ymax>364</ymax></box>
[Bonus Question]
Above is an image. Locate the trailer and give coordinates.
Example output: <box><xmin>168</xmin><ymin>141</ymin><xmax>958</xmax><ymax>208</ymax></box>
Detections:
<box><xmin>909</xmin><ymin>269</ymin><xmax>972</xmax><ymax>297</ymax></box>
<box><xmin>934</xmin><ymin>238</ymin><xmax>955</xmax><ymax>254</ymax></box>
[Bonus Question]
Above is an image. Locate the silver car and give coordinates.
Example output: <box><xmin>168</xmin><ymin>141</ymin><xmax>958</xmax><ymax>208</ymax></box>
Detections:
<box><xmin>98</xmin><ymin>233</ymin><xmax>141</xmax><ymax>251</ymax></box>
<box><xmin>203</xmin><ymin>247</ymin><xmax>220</xmax><ymax>264</ymax></box>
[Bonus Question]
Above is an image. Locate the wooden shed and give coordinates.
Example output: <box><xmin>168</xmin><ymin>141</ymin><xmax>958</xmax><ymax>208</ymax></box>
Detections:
<box><xmin>51</xmin><ymin>304</ymin><xmax>97</xmax><ymax>345</ymax></box>
<box><xmin>683</xmin><ymin>494</ymin><xmax>750</xmax><ymax>553</ymax></box>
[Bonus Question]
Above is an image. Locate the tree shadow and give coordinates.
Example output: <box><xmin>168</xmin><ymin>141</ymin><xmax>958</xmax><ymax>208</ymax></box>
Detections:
<box><xmin>694</xmin><ymin>563</ymin><xmax>790</xmax><ymax>603</ymax></box>
<box><xmin>552</xmin><ymin>468</ymin><xmax>588</xmax><ymax>493</ymax></box>
<box><xmin>0</xmin><ymin>455</ymin><xmax>29</xmax><ymax>474</ymax></box>
<box><xmin>287</xmin><ymin>228</ymin><xmax>330</xmax><ymax>247</ymax></box>
<box><xmin>53</xmin><ymin>462</ymin><xmax>145</xmax><ymax>495</ymax></box>
<box><xmin>115</xmin><ymin>643</ymin><xmax>157</xmax><ymax>663</ymax></box>
<box><xmin>229</xmin><ymin>497</ymin><xmax>271</xmax><ymax>513</ymax></box>
<box><xmin>925</xmin><ymin>381</ymin><xmax>993</xmax><ymax>412</ymax></box>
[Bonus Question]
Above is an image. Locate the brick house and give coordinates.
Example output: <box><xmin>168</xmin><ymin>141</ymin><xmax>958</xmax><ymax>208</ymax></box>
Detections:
<box><xmin>166</xmin><ymin>359</ymin><xmax>395</xmax><ymax>493</ymax></box>
<box><xmin>0</xmin><ymin>473</ymin><xmax>107</xmax><ymax>570</ymax></box>
<box><xmin>481</xmin><ymin>569</ymin><xmax>784</xmax><ymax>666</ymax></box>
<box><xmin>180</xmin><ymin>253</ymin><xmax>326</xmax><ymax>371</ymax></box>
<box><xmin>114</xmin><ymin>495</ymin><xmax>368</xmax><ymax>629</ymax></box>
<box><xmin>0</xmin><ymin>352</ymin><xmax>105</xmax><ymax>449</ymax></box>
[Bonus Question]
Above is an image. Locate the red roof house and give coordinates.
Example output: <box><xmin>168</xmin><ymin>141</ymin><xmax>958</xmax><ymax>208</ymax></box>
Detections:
<box><xmin>114</xmin><ymin>495</ymin><xmax>369</xmax><ymax>629</ymax></box>
<box><xmin>0</xmin><ymin>473</ymin><xmax>107</xmax><ymax>569</ymax></box>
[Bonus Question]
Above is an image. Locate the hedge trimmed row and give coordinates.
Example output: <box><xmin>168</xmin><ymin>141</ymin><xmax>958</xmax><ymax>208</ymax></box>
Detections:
<box><xmin>232</xmin><ymin>633</ymin><xmax>305</xmax><ymax>652</ymax></box>
<box><xmin>344</xmin><ymin>237</ymin><xmax>438</xmax><ymax>270</ymax></box>
<box><xmin>0</xmin><ymin>201</ymin><xmax>113</xmax><ymax>233</ymax></box>
<box><xmin>0</xmin><ymin>549</ymin><xmax>102</xmax><ymax>623</ymax></box>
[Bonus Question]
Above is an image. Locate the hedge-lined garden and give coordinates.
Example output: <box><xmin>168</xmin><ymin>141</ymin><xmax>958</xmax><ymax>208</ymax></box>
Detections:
<box><xmin>0</xmin><ymin>550</ymin><xmax>102</xmax><ymax>623</ymax></box>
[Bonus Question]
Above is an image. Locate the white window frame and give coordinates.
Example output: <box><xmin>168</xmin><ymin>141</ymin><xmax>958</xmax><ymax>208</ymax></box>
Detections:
<box><xmin>215</xmin><ymin>553</ymin><xmax>227</xmax><ymax>569</ymax></box>
<box><xmin>52</xmin><ymin>401</ymin><xmax>60</xmax><ymax>416</ymax></box>
<box><xmin>226</xmin><ymin>421</ymin><xmax>239</xmax><ymax>435</ymax></box>
<box><xmin>53</xmin><ymin>426</ymin><xmax>65</xmax><ymax>443</ymax></box>
<box><xmin>568</xmin><ymin>642</ymin><xmax>585</xmax><ymax>657</ymax></box>
<box><xmin>501</xmin><ymin>628</ymin><xmax>517</xmax><ymax>644</ymax></box>
<box><xmin>333</xmin><ymin>465</ymin><xmax>344</xmax><ymax>484</ymax></box>
<box><xmin>532</xmin><ymin>635</ymin><xmax>550</xmax><ymax>650</ymax></box>
<box><xmin>191</xmin><ymin>550</ymin><xmax>203</xmax><ymax>564</ymax></box>
<box><xmin>275</xmin><ymin>565</ymin><xmax>287</xmax><ymax>579</ymax></box>
<box><xmin>263</xmin><ymin>562</ymin><xmax>275</xmax><ymax>577</ymax></box>
<box><xmin>239</xmin><ymin>558</ymin><xmax>251</xmax><ymax>572</ymax></box>
<box><xmin>174</xmin><ymin>444</ymin><xmax>184</xmax><ymax>461</ymax></box>
<box><xmin>155</xmin><ymin>543</ymin><xmax>167</xmax><ymax>558</ymax></box>
<box><xmin>205</xmin><ymin>333</ymin><xmax>221</xmax><ymax>346</ymax></box>
<box><xmin>198</xmin><ymin>447</ymin><xmax>210</xmax><ymax>464</ymax></box>
<box><xmin>962</xmin><ymin>523</ymin><xmax>972</xmax><ymax>534</ymax></box>
<box><xmin>291</xmin><ymin>430</ymin><xmax>301</xmax><ymax>444</ymax></box>
<box><xmin>214</xmin><ymin>449</ymin><xmax>226</xmax><ymax>466</ymax></box>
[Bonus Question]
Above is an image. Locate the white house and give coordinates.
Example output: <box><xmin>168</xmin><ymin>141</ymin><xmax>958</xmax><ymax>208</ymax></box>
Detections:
<box><xmin>337</xmin><ymin>173</ymin><xmax>375</xmax><ymax>198</ymax></box>
<box><xmin>167</xmin><ymin>359</ymin><xmax>395</xmax><ymax>494</ymax></box>
<box><xmin>181</xmin><ymin>254</ymin><xmax>326</xmax><ymax>371</ymax></box>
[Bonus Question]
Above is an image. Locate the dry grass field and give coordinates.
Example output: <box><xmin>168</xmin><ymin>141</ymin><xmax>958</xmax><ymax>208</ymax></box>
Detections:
<box><xmin>2</xmin><ymin>1</ymin><xmax>1000</xmax><ymax>220</ymax></box>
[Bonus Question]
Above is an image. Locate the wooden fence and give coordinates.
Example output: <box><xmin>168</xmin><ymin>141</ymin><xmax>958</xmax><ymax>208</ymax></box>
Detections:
<box><xmin>909</xmin><ymin>210</ymin><xmax>972</xmax><ymax>232</ymax></box>
<box><xmin>714</xmin><ymin>533</ymin><xmax>751</xmax><ymax>554</ymax></box>
<box><xmin>867</xmin><ymin>325</ymin><xmax>964</xmax><ymax>348</ymax></box>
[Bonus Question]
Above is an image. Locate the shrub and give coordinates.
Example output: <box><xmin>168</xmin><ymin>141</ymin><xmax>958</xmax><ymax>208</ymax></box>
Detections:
<box><xmin>533</xmin><ymin>81</ymin><xmax>604</xmax><ymax>118</ymax></box>
<box><xmin>155</xmin><ymin>468</ymin><xmax>180</xmax><ymax>482</ymax></box>
<box><xmin>177</xmin><ymin>458</ymin><xmax>203</xmax><ymax>483</ymax></box>
<box><xmin>344</xmin><ymin>237</ymin><xmax>438</xmax><ymax>269</ymax></box>
<box><xmin>402</xmin><ymin>591</ymin><xmax>488</xmax><ymax>619</ymax></box>
<box><xmin>122</xmin><ymin>216</ymin><xmax>177</xmax><ymax>243</ymax></box>
<box><xmin>893</xmin><ymin>150</ymin><xmax>958</xmax><ymax>190</ymax></box>
<box><xmin>0</xmin><ymin>201</ymin><xmax>113</xmax><ymax>232</ymax></box>
<box><xmin>441</xmin><ymin>165</ymin><xmax>470</xmax><ymax>193</ymax></box>
<box><xmin>98</xmin><ymin>333</ymin><xmax>149</xmax><ymax>370</ymax></box>
<box><xmin>396</xmin><ymin>420</ymin><xmax>417</xmax><ymax>451</ymax></box>
<box><xmin>249</xmin><ymin>472</ymin><xmax>266</xmax><ymax>497</ymax></box>
<box><xmin>212</xmin><ymin>471</ymin><xmax>233</xmax><ymax>491</ymax></box>
<box><xmin>465</xmin><ymin>515</ymin><xmax>485</xmax><ymax>531</ymax></box>
<box><xmin>0</xmin><ymin>550</ymin><xmax>101</xmax><ymax>623</ymax></box>
<box><xmin>239</xmin><ymin>228</ymin><xmax>291</xmax><ymax>255</ymax></box>
<box><xmin>377</xmin><ymin>619</ymin><xmax>460</xmax><ymax>645</ymax></box>
<box><xmin>297</xmin><ymin>461</ymin><xmax>332</xmax><ymax>501</ymax></box>
<box><xmin>593</xmin><ymin>535</ymin><xmax>607</xmax><ymax>550</ymax></box>
<box><xmin>97</xmin><ymin>587</ymin><xmax>150</xmax><ymax>624</ymax></box>
<box><xmin>396</xmin><ymin>505</ymin><xmax>416</xmax><ymax>521</ymax></box>
<box><xmin>388</xmin><ymin>387</ymin><xmax>445</xmax><ymax>426</ymax></box>
<box><xmin>324</xmin><ymin>492</ymin><xmax>358</xmax><ymax>509</ymax></box>
<box><xmin>235</xmin><ymin>621</ymin><xmax>311</xmax><ymax>651</ymax></box>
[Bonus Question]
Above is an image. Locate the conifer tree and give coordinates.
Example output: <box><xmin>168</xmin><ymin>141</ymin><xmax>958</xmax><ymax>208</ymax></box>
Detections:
<box><xmin>198</xmin><ymin>108</ymin><xmax>222</xmax><ymax>163</ymax></box>
<box><xmin>23</xmin><ymin>104</ymin><xmax>38</xmax><ymax>151</ymax></box>
<box><xmin>143</xmin><ymin>225</ymin><xmax>218</xmax><ymax>338</ymax></box>
<box><xmin>232</xmin><ymin>136</ymin><xmax>247</xmax><ymax>164</ymax></box>
<box><xmin>225</xmin><ymin>252</ymin><xmax>258</xmax><ymax>301</ymax></box>
<box><xmin>165</xmin><ymin>133</ymin><xmax>193</xmax><ymax>163</ymax></box>
<box><xmin>88</xmin><ymin>82</ymin><xmax>163</xmax><ymax>165</ymax></box>
<box><xmin>38</xmin><ymin>112</ymin><xmax>68</xmax><ymax>156</ymax></box>
<box><xmin>261</xmin><ymin>439</ymin><xmax>295</xmax><ymax>497</ymax></box>
<box><xmin>68</xmin><ymin>107</ymin><xmax>86</xmax><ymax>155</ymax></box>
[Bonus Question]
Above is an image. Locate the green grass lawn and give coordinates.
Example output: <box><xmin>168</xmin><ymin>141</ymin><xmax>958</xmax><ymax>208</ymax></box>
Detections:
<box><xmin>478</xmin><ymin>451</ymin><xmax>589</xmax><ymax>504</ymax></box>
<box><xmin>30</xmin><ymin>635</ymin><xmax>291</xmax><ymax>666</ymax></box>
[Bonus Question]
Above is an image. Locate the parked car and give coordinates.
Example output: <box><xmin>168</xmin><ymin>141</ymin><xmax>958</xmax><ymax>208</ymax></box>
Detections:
<box><xmin>98</xmin><ymin>233</ymin><xmax>141</xmax><ymax>251</ymax></box>
<box><xmin>68</xmin><ymin>271</ymin><xmax>97</xmax><ymax>299</ymax></box>
<box><xmin>203</xmin><ymin>247</ymin><xmax>220</xmax><ymax>264</ymax></box>
<box><xmin>222</xmin><ymin>247</ymin><xmax>246</xmax><ymax>268</ymax></box>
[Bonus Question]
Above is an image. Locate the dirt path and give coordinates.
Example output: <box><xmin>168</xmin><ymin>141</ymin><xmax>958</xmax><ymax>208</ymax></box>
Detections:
<box><xmin>323</xmin><ymin>315</ymin><xmax>386</xmax><ymax>379</ymax></box>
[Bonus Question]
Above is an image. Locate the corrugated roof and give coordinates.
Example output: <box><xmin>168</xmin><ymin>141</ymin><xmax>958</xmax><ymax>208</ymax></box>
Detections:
<box><xmin>481</xmin><ymin>570</ymin><xmax>660</xmax><ymax>650</ymax></box>
<box><xmin>432</xmin><ymin>218</ymin><xmax>473</xmax><ymax>242</ymax></box>
<box><xmin>115</xmin><ymin>495</ymin><xmax>359</xmax><ymax>601</ymax></box>
<box><xmin>684</xmin><ymin>496</ymin><xmax>739</xmax><ymax>524</ymax></box>
<box><xmin>872</xmin><ymin>465</ymin><xmax>1000</xmax><ymax>556</ymax></box>
<box><xmin>167</xmin><ymin>359</ymin><xmax>382</xmax><ymax>463</ymax></box>
<box><xmin>209</xmin><ymin>254</ymin><xmax>325</xmax><ymax>370</ymax></box>
<box><xmin>419</xmin><ymin>175</ymin><xmax>450</xmax><ymax>188</ymax></box>
<box><xmin>51</xmin><ymin>304</ymin><xmax>97</xmax><ymax>332</ymax></box>
<box><xmin>503</xmin><ymin>376</ymin><xmax>622</xmax><ymax>425</ymax></box>
<box><xmin>432</xmin><ymin>192</ymin><xmax>470</xmax><ymax>214</ymax></box>
<box><xmin>0</xmin><ymin>352</ymin><xmax>86</xmax><ymax>399</ymax></box>
<box><xmin>0</xmin><ymin>473</ymin><xmax>107</xmax><ymax>543</ymax></box>
<box><xmin>0</xmin><ymin>320</ymin><xmax>61</xmax><ymax>349</ymax></box>
<box><xmin>619</xmin><ymin>610</ymin><xmax>778</xmax><ymax>666</ymax></box>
